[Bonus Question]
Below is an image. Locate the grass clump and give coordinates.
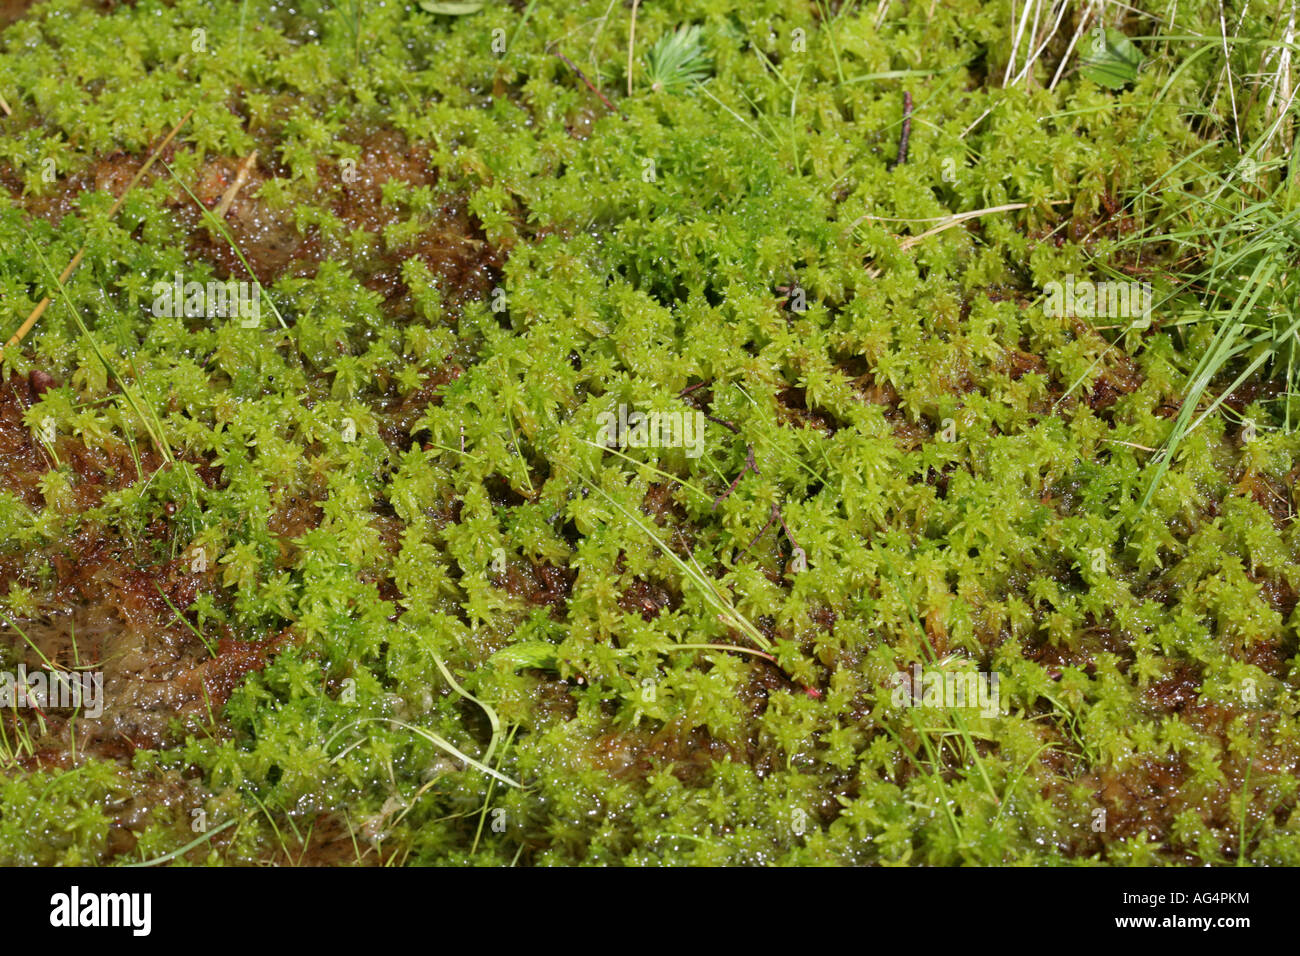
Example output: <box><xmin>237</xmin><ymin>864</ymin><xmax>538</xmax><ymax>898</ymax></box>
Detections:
<box><xmin>644</xmin><ymin>24</ymin><xmax>711</xmax><ymax>94</ymax></box>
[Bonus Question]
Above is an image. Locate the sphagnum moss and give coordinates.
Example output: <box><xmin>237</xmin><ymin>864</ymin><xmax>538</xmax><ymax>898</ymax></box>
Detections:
<box><xmin>0</xmin><ymin>0</ymin><xmax>1296</xmax><ymax>866</ymax></box>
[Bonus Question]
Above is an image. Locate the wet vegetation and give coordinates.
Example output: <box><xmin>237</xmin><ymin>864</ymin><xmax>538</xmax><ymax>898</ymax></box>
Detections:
<box><xmin>0</xmin><ymin>0</ymin><xmax>1298</xmax><ymax>865</ymax></box>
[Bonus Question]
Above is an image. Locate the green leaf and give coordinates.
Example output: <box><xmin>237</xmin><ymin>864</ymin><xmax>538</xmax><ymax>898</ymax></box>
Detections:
<box><xmin>418</xmin><ymin>1</ymin><xmax>485</xmax><ymax>14</ymax></box>
<box><xmin>490</xmin><ymin>641</ymin><xmax>559</xmax><ymax>672</ymax></box>
<box><xmin>1080</xmin><ymin>27</ymin><xmax>1142</xmax><ymax>90</ymax></box>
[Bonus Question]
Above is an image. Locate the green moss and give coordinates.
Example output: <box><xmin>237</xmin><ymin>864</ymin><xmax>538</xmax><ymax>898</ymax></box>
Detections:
<box><xmin>0</xmin><ymin>0</ymin><xmax>1297</xmax><ymax>866</ymax></box>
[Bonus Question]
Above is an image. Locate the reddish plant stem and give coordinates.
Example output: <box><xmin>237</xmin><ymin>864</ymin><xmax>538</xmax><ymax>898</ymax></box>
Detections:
<box><xmin>551</xmin><ymin>49</ymin><xmax>624</xmax><ymax>118</ymax></box>
<box><xmin>890</xmin><ymin>90</ymin><xmax>912</xmax><ymax>169</ymax></box>
<box><xmin>713</xmin><ymin>445</ymin><xmax>757</xmax><ymax>510</ymax></box>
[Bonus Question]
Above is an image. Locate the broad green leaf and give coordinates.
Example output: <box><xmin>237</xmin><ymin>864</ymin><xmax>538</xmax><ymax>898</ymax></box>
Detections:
<box><xmin>1080</xmin><ymin>27</ymin><xmax>1142</xmax><ymax>90</ymax></box>
<box><xmin>490</xmin><ymin>641</ymin><xmax>559</xmax><ymax>672</ymax></box>
<box><xmin>418</xmin><ymin>1</ymin><xmax>485</xmax><ymax>14</ymax></box>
